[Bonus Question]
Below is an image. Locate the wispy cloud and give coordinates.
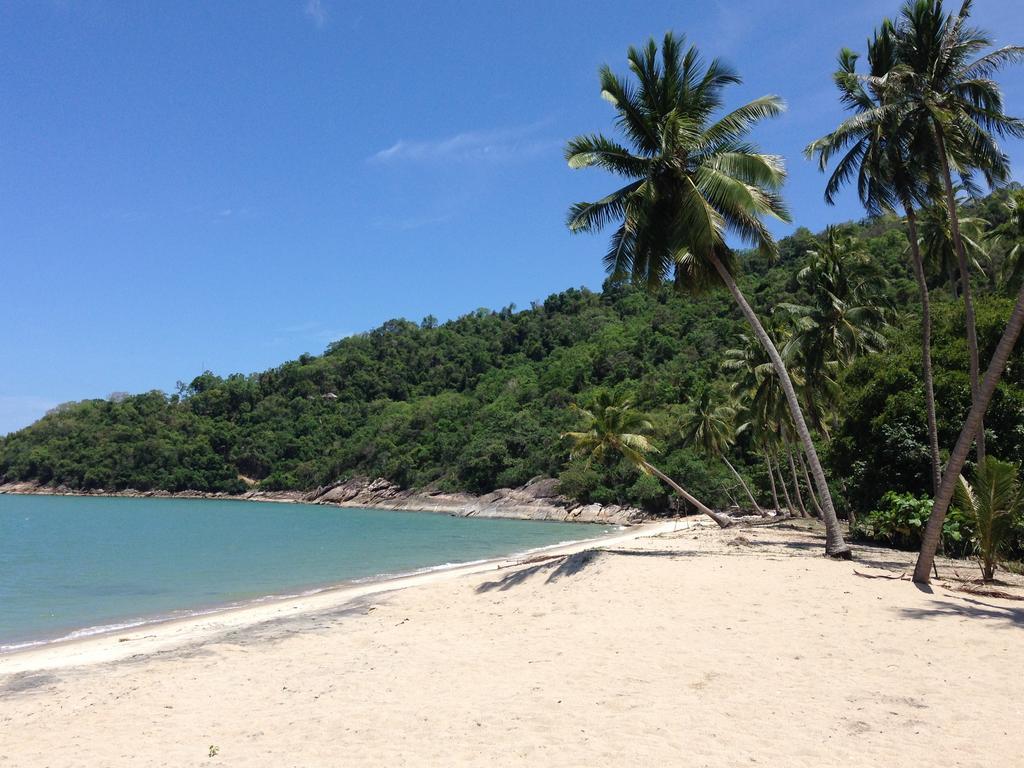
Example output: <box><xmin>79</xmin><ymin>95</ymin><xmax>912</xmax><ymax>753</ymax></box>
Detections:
<box><xmin>0</xmin><ymin>395</ymin><xmax>60</xmax><ymax>436</ymax></box>
<box><xmin>304</xmin><ymin>0</ymin><xmax>326</xmax><ymax>27</ymax></box>
<box><xmin>707</xmin><ymin>0</ymin><xmax>760</xmax><ymax>57</ymax></box>
<box><xmin>103</xmin><ymin>205</ymin><xmax>252</xmax><ymax>223</ymax></box>
<box><xmin>370</xmin><ymin>213</ymin><xmax>453</xmax><ymax>231</ymax></box>
<box><xmin>269</xmin><ymin>321</ymin><xmax>352</xmax><ymax>350</ymax></box>
<box><xmin>369</xmin><ymin>122</ymin><xmax>559</xmax><ymax>164</ymax></box>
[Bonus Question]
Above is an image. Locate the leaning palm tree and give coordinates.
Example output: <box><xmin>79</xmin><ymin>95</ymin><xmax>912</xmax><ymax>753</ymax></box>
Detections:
<box><xmin>565</xmin><ymin>33</ymin><xmax>851</xmax><ymax>557</ymax></box>
<box><xmin>890</xmin><ymin>0</ymin><xmax>1024</xmax><ymax>464</ymax></box>
<box><xmin>914</xmin><ymin>276</ymin><xmax>1024</xmax><ymax>583</ymax></box>
<box><xmin>724</xmin><ymin>331</ymin><xmax>792</xmax><ymax>514</ymax></box>
<box><xmin>680</xmin><ymin>390</ymin><xmax>764</xmax><ymax>515</ymax></box>
<box><xmin>952</xmin><ymin>456</ymin><xmax>1023</xmax><ymax>582</ymax></box>
<box><xmin>805</xmin><ymin>20</ymin><xmax>943</xmax><ymax>493</ymax></box>
<box><xmin>563</xmin><ymin>392</ymin><xmax>733</xmax><ymax>528</ymax></box>
<box><xmin>726</xmin><ymin>331</ymin><xmax>818</xmax><ymax>519</ymax></box>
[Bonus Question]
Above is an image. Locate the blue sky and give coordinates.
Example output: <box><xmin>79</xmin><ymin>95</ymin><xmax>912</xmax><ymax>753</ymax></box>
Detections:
<box><xmin>3</xmin><ymin>0</ymin><xmax>1024</xmax><ymax>435</ymax></box>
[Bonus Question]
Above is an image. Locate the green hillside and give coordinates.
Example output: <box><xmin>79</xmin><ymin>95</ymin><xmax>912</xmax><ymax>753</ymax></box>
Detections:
<box><xmin>4</xmin><ymin>190</ymin><xmax>1024</xmax><ymax>519</ymax></box>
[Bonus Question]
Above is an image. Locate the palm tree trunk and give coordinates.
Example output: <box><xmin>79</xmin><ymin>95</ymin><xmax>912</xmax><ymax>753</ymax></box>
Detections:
<box><xmin>764</xmin><ymin>451</ymin><xmax>781</xmax><ymax>514</ymax></box>
<box><xmin>722</xmin><ymin>485</ymin><xmax>740</xmax><ymax>509</ymax></box>
<box><xmin>774</xmin><ymin>449</ymin><xmax>795</xmax><ymax>516</ymax></box>
<box><xmin>905</xmin><ymin>205</ymin><xmax>942</xmax><ymax>495</ymax></box>
<box><xmin>710</xmin><ymin>252</ymin><xmax>852</xmax><ymax>557</ymax></box>
<box><xmin>806</xmin><ymin>386</ymin><xmax>826</xmax><ymax>440</ymax></box>
<box><xmin>641</xmin><ymin>460</ymin><xmax>733</xmax><ymax>529</ymax></box>
<box><xmin>722</xmin><ymin>455</ymin><xmax>765</xmax><ymax>515</ymax></box>
<box><xmin>913</xmin><ymin>278</ymin><xmax>1024</xmax><ymax>583</ymax></box>
<box><xmin>786</xmin><ymin>443</ymin><xmax>808</xmax><ymax>517</ymax></box>
<box><xmin>798</xmin><ymin>448</ymin><xmax>824</xmax><ymax>519</ymax></box>
<box><xmin>935</xmin><ymin>126</ymin><xmax>985</xmax><ymax>465</ymax></box>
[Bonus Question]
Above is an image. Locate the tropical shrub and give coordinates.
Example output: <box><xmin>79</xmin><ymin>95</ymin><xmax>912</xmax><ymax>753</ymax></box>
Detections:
<box><xmin>852</xmin><ymin>491</ymin><xmax>972</xmax><ymax>556</ymax></box>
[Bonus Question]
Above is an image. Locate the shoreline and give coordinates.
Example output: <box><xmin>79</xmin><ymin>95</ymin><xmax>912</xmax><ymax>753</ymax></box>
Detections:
<box><xmin>5</xmin><ymin>522</ymin><xmax>1023</xmax><ymax>766</ymax></box>
<box><xmin>0</xmin><ymin>476</ymin><xmax>647</xmax><ymax>525</ymax></box>
<box><xmin>0</xmin><ymin>519</ymin><xmax>691</xmax><ymax>674</ymax></box>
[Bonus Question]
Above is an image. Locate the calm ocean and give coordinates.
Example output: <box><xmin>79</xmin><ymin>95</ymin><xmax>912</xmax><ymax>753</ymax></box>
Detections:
<box><xmin>0</xmin><ymin>494</ymin><xmax>609</xmax><ymax>650</ymax></box>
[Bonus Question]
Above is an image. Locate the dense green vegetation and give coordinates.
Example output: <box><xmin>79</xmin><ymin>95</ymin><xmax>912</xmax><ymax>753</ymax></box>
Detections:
<box><xmin>5</xmin><ymin>0</ymin><xmax>1024</xmax><ymax>576</ymax></box>
<box><xmin>805</xmin><ymin>0</ymin><xmax>1024</xmax><ymax>577</ymax></box>
<box><xmin>1</xmin><ymin>272</ymin><xmax>749</xmax><ymax>503</ymax></box>
<box><xmin>564</xmin><ymin>31</ymin><xmax>861</xmax><ymax>554</ymax></box>
<box><xmin>3</xmin><ymin>192</ymin><xmax>1024</xmax><ymax>527</ymax></box>
<box><xmin>555</xmin><ymin>1</ymin><xmax>1024</xmax><ymax>572</ymax></box>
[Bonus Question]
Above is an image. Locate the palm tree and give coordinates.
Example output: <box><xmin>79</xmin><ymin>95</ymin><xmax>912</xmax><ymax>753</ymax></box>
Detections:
<box><xmin>805</xmin><ymin>20</ymin><xmax>943</xmax><ymax>493</ymax></box>
<box><xmin>890</xmin><ymin>0</ymin><xmax>1024</xmax><ymax>465</ymax></box>
<box><xmin>565</xmin><ymin>33</ymin><xmax>851</xmax><ymax>557</ymax></box>
<box><xmin>796</xmin><ymin>447</ymin><xmax>825</xmax><ymax>518</ymax></box>
<box><xmin>762</xmin><ymin>444</ymin><xmax>782</xmax><ymax>515</ymax></box>
<box><xmin>780</xmin><ymin>227</ymin><xmax>892</xmax><ymax>437</ymax></box>
<box><xmin>723</xmin><ymin>332</ymin><xmax>789</xmax><ymax>428</ymax></box>
<box><xmin>914</xmin><ymin>277</ymin><xmax>1024</xmax><ymax>583</ymax></box>
<box><xmin>770</xmin><ymin>441</ymin><xmax>796</xmax><ymax>516</ymax></box>
<box><xmin>952</xmin><ymin>456</ymin><xmax>1023</xmax><ymax>581</ymax></box>
<box><xmin>563</xmin><ymin>392</ymin><xmax>733</xmax><ymax>528</ymax></box>
<box><xmin>918</xmin><ymin>199</ymin><xmax>990</xmax><ymax>295</ymax></box>
<box><xmin>990</xmin><ymin>188</ymin><xmax>1024</xmax><ymax>290</ymax></box>
<box><xmin>680</xmin><ymin>390</ymin><xmax>764</xmax><ymax>515</ymax></box>
<box><xmin>785</xmin><ymin>444</ymin><xmax>810</xmax><ymax>517</ymax></box>
<box><xmin>723</xmin><ymin>332</ymin><xmax>792</xmax><ymax>514</ymax></box>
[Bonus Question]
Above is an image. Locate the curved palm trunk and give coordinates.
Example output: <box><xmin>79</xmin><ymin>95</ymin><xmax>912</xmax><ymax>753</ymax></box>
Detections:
<box><xmin>905</xmin><ymin>205</ymin><xmax>942</xmax><ymax>494</ymax></box>
<box><xmin>774</xmin><ymin>449</ymin><xmax>795</xmax><ymax>516</ymax></box>
<box><xmin>722</xmin><ymin>485</ymin><xmax>740</xmax><ymax>510</ymax></box>
<box><xmin>914</xmin><ymin>278</ymin><xmax>1024</xmax><ymax>583</ymax></box>
<box><xmin>722</xmin><ymin>455</ymin><xmax>765</xmax><ymax>515</ymax></box>
<box><xmin>935</xmin><ymin>127</ymin><xmax>986</xmax><ymax>465</ymax></box>
<box><xmin>844</xmin><ymin>481</ymin><xmax>857</xmax><ymax>529</ymax></box>
<box><xmin>641</xmin><ymin>460</ymin><xmax>733</xmax><ymax>529</ymax></box>
<box><xmin>764</xmin><ymin>452</ymin><xmax>781</xmax><ymax>515</ymax></box>
<box><xmin>786</xmin><ymin>444</ymin><xmax>808</xmax><ymax>517</ymax></box>
<box><xmin>710</xmin><ymin>253</ymin><xmax>851</xmax><ymax>557</ymax></box>
<box><xmin>798</xmin><ymin>448</ymin><xmax>824</xmax><ymax>519</ymax></box>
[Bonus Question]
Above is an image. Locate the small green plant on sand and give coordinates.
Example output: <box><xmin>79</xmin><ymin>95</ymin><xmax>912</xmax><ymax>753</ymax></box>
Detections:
<box><xmin>953</xmin><ymin>457</ymin><xmax>1024</xmax><ymax>582</ymax></box>
<box><xmin>208</xmin><ymin>745</ymin><xmax>219</xmax><ymax>758</ymax></box>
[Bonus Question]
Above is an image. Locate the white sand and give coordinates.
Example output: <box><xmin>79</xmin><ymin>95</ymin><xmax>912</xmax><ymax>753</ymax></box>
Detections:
<box><xmin>1</xmin><ymin>521</ymin><xmax>1022</xmax><ymax>767</ymax></box>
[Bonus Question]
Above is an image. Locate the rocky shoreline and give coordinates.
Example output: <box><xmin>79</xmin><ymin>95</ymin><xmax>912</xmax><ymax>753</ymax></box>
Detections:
<box><xmin>0</xmin><ymin>476</ymin><xmax>647</xmax><ymax>526</ymax></box>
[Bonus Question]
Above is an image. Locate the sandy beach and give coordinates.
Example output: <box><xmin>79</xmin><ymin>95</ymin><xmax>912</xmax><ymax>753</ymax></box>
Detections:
<box><xmin>1</xmin><ymin>520</ymin><xmax>1022</xmax><ymax>767</ymax></box>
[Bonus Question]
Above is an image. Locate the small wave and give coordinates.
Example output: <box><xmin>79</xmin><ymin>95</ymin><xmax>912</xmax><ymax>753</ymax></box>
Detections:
<box><xmin>0</xmin><ymin>618</ymin><xmax>152</xmax><ymax>653</ymax></box>
<box><xmin>0</xmin><ymin>527</ymin><xmax>623</xmax><ymax>655</ymax></box>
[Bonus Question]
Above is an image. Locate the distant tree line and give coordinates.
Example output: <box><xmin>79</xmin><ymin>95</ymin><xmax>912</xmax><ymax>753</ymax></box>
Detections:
<box><xmin>2</xmin><ymin>190</ymin><xmax>1023</xmax><ymax>533</ymax></box>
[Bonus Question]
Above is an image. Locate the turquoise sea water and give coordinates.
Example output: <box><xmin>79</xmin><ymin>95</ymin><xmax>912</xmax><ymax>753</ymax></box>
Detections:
<box><xmin>0</xmin><ymin>494</ymin><xmax>608</xmax><ymax>650</ymax></box>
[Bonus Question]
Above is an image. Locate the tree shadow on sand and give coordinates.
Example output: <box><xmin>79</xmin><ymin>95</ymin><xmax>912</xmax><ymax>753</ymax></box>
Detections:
<box><xmin>475</xmin><ymin>548</ymin><xmax>692</xmax><ymax>593</ymax></box>
<box><xmin>743</xmin><ymin>534</ymin><xmax>925</xmax><ymax>572</ymax></box>
<box><xmin>897</xmin><ymin>596</ymin><xmax>1024</xmax><ymax>628</ymax></box>
<box><xmin>477</xmin><ymin>531</ymin><xmax>966</xmax><ymax>588</ymax></box>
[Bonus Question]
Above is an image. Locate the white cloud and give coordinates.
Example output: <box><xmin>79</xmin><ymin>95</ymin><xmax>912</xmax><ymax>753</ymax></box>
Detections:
<box><xmin>304</xmin><ymin>0</ymin><xmax>326</xmax><ymax>27</ymax></box>
<box><xmin>369</xmin><ymin>122</ymin><xmax>559</xmax><ymax>164</ymax></box>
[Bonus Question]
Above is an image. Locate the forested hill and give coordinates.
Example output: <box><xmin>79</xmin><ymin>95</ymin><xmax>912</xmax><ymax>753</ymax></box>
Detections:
<box><xmin>5</xmin><ymin>189</ymin><xmax>1024</xmax><ymax>516</ymax></box>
